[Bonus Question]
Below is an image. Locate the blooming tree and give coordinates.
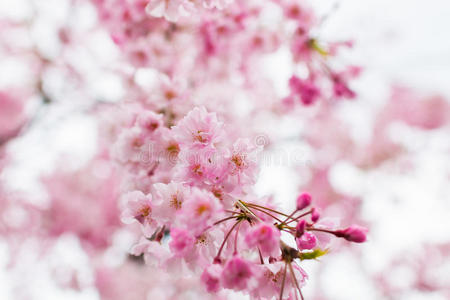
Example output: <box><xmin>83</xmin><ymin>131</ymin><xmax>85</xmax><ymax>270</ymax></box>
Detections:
<box><xmin>1</xmin><ymin>0</ymin><xmax>449</xmax><ymax>299</ymax></box>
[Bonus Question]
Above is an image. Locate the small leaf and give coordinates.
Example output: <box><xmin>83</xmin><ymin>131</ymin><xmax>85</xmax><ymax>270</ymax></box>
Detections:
<box><xmin>308</xmin><ymin>39</ymin><xmax>328</xmax><ymax>56</ymax></box>
<box><xmin>298</xmin><ymin>248</ymin><xmax>329</xmax><ymax>260</ymax></box>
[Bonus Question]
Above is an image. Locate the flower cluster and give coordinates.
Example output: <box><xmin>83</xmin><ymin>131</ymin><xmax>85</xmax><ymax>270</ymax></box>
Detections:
<box><xmin>145</xmin><ymin>0</ymin><xmax>233</xmax><ymax>22</ymax></box>
<box><xmin>41</xmin><ymin>156</ymin><xmax>122</xmax><ymax>250</ymax></box>
<box><xmin>91</xmin><ymin>0</ymin><xmax>359</xmax><ymax>110</ymax></box>
<box><xmin>120</xmin><ymin>106</ymin><xmax>367</xmax><ymax>299</ymax></box>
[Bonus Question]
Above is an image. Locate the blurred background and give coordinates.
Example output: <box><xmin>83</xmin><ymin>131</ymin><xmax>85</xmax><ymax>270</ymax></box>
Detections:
<box><xmin>0</xmin><ymin>0</ymin><xmax>449</xmax><ymax>299</ymax></box>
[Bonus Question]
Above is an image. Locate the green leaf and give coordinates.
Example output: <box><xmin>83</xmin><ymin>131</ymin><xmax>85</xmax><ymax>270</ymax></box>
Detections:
<box><xmin>308</xmin><ymin>39</ymin><xmax>328</xmax><ymax>56</ymax></box>
<box><xmin>298</xmin><ymin>248</ymin><xmax>329</xmax><ymax>261</ymax></box>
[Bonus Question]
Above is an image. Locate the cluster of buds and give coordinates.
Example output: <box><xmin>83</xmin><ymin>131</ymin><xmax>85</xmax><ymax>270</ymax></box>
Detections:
<box><xmin>198</xmin><ymin>192</ymin><xmax>367</xmax><ymax>299</ymax></box>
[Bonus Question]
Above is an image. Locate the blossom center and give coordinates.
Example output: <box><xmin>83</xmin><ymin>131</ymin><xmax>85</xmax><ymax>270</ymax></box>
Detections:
<box><xmin>194</xmin><ymin>130</ymin><xmax>208</xmax><ymax>143</ymax></box>
<box><xmin>196</xmin><ymin>203</ymin><xmax>210</xmax><ymax>216</ymax></box>
<box><xmin>164</xmin><ymin>90</ymin><xmax>176</xmax><ymax>100</ymax></box>
<box><xmin>192</xmin><ymin>164</ymin><xmax>203</xmax><ymax>176</ymax></box>
<box><xmin>139</xmin><ymin>206</ymin><xmax>151</xmax><ymax>217</ymax></box>
<box><xmin>231</xmin><ymin>154</ymin><xmax>246</xmax><ymax>169</ymax></box>
<box><xmin>170</xmin><ymin>194</ymin><xmax>182</xmax><ymax>210</ymax></box>
<box><xmin>132</xmin><ymin>138</ymin><xmax>144</xmax><ymax>148</ymax></box>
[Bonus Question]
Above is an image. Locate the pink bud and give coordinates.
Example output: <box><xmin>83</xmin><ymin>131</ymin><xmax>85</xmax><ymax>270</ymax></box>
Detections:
<box><xmin>311</xmin><ymin>208</ymin><xmax>320</xmax><ymax>223</ymax></box>
<box><xmin>296</xmin><ymin>232</ymin><xmax>317</xmax><ymax>250</ymax></box>
<box><xmin>336</xmin><ymin>225</ymin><xmax>367</xmax><ymax>243</ymax></box>
<box><xmin>295</xmin><ymin>219</ymin><xmax>306</xmax><ymax>237</ymax></box>
<box><xmin>296</xmin><ymin>192</ymin><xmax>312</xmax><ymax>210</ymax></box>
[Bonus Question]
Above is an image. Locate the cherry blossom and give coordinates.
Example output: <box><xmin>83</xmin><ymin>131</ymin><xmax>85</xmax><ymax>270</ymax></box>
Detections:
<box><xmin>113</xmin><ymin>105</ymin><xmax>368</xmax><ymax>299</ymax></box>
<box><xmin>1</xmin><ymin>0</ymin><xmax>419</xmax><ymax>298</ymax></box>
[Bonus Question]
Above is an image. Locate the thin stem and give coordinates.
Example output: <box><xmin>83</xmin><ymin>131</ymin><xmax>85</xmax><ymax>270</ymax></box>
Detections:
<box><xmin>279</xmin><ymin>261</ymin><xmax>288</xmax><ymax>300</ymax></box>
<box><xmin>155</xmin><ymin>225</ymin><xmax>165</xmax><ymax>242</ymax></box>
<box><xmin>290</xmin><ymin>270</ymin><xmax>300</xmax><ymax>300</ymax></box>
<box><xmin>215</xmin><ymin>220</ymin><xmax>242</xmax><ymax>260</ymax></box>
<box><xmin>288</xmin><ymin>263</ymin><xmax>304</xmax><ymax>300</ymax></box>
<box><xmin>285</xmin><ymin>209</ymin><xmax>313</xmax><ymax>225</ymax></box>
<box><xmin>233</xmin><ymin>221</ymin><xmax>243</xmax><ymax>255</ymax></box>
<box><xmin>257</xmin><ymin>247</ymin><xmax>264</xmax><ymax>264</ymax></box>
<box><xmin>307</xmin><ymin>227</ymin><xmax>335</xmax><ymax>235</ymax></box>
<box><xmin>247</xmin><ymin>206</ymin><xmax>284</xmax><ymax>223</ymax></box>
<box><xmin>280</xmin><ymin>209</ymin><xmax>298</xmax><ymax>225</ymax></box>
<box><xmin>280</xmin><ymin>225</ymin><xmax>296</xmax><ymax>230</ymax></box>
<box><xmin>213</xmin><ymin>216</ymin><xmax>238</xmax><ymax>226</ymax></box>
<box><xmin>149</xmin><ymin>225</ymin><xmax>165</xmax><ymax>242</ymax></box>
<box><xmin>245</xmin><ymin>203</ymin><xmax>293</xmax><ymax>219</ymax></box>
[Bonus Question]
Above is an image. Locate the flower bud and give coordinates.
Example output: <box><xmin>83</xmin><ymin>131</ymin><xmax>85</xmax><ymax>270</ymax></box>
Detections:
<box><xmin>296</xmin><ymin>192</ymin><xmax>312</xmax><ymax>210</ymax></box>
<box><xmin>296</xmin><ymin>232</ymin><xmax>317</xmax><ymax>250</ymax></box>
<box><xmin>311</xmin><ymin>208</ymin><xmax>320</xmax><ymax>223</ymax></box>
<box><xmin>335</xmin><ymin>225</ymin><xmax>367</xmax><ymax>243</ymax></box>
<box><xmin>295</xmin><ymin>219</ymin><xmax>306</xmax><ymax>237</ymax></box>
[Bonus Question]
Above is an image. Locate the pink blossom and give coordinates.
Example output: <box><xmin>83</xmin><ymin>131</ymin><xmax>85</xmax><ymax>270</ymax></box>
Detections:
<box><xmin>331</xmin><ymin>72</ymin><xmax>356</xmax><ymax>99</ymax></box>
<box><xmin>153</xmin><ymin>75</ymin><xmax>187</xmax><ymax>106</ymax></box>
<box><xmin>175</xmin><ymin>146</ymin><xmax>230</xmax><ymax>185</ymax></box>
<box><xmin>380</xmin><ymin>86</ymin><xmax>450</xmax><ymax>130</ymax></box>
<box><xmin>121</xmin><ymin>190</ymin><xmax>155</xmax><ymax>236</ymax></box>
<box><xmin>131</xmin><ymin>237</ymin><xmax>171</xmax><ymax>267</ymax></box>
<box><xmin>252</xmin><ymin>262</ymin><xmax>285</xmax><ymax>299</ymax></box>
<box><xmin>221</xmin><ymin>255</ymin><xmax>254</xmax><ymax>291</ymax></box>
<box><xmin>152</xmin><ymin>182</ymin><xmax>188</xmax><ymax>225</ymax></box>
<box><xmin>146</xmin><ymin>0</ymin><xmax>192</xmax><ymax>22</ymax></box>
<box><xmin>41</xmin><ymin>158</ymin><xmax>121</xmax><ymax>249</ymax></box>
<box><xmin>253</xmin><ymin>261</ymin><xmax>308</xmax><ymax>299</ymax></box>
<box><xmin>201</xmin><ymin>264</ymin><xmax>223</xmax><ymax>293</ymax></box>
<box><xmin>312</xmin><ymin>219</ymin><xmax>340</xmax><ymax>249</ymax></box>
<box><xmin>288</xmin><ymin>75</ymin><xmax>321</xmax><ymax>105</ymax></box>
<box><xmin>194</xmin><ymin>227</ymin><xmax>223</xmax><ymax>266</ymax></box>
<box><xmin>283</xmin><ymin>1</ymin><xmax>315</xmax><ymax>27</ymax></box>
<box><xmin>172</xmin><ymin>106</ymin><xmax>225</xmax><ymax>149</ymax></box>
<box><xmin>180</xmin><ymin>187</ymin><xmax>223</xmax><ymax>235</ymax></box>
<box><xmin>136</xmin><ymin>111</ymin><xmax>164</xmax><ymax>135</ymax></box>
<box><xmin>291</xmin><ymin>27</ymin><xmax>314</xmax><ymax>62</ymax></box>
<box><xmin>113</xmin><ymin>127</ymin><xmax>147</xmax><ymax>164</ymax></box>
<box><xmin>203</xmin><ymin>0</ymin><xmax>233</xmax><ymax>9</ymax></box>
<box><xmin>169</xmin><ymin>227</ymin><xmax>196</xmax><ymax>256</ymax></box>
<box><xmin>291</xmin><ymin>263</ymin><xmax>308</xmax><ymax>287</ymax></box>
<box><xmin>0</xmin><ymin>0</ymin><xmax>370</xmax><ymax>298</ymax></box>
<box><xmin>245</xmin><ymin>222</ymin><xmax>281</xmax><ymax>257</ymax></box>
<box><xmin>227</xmin><ymin>138</ymin><xmax>261</xmax><ymax>185</ymax></box>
